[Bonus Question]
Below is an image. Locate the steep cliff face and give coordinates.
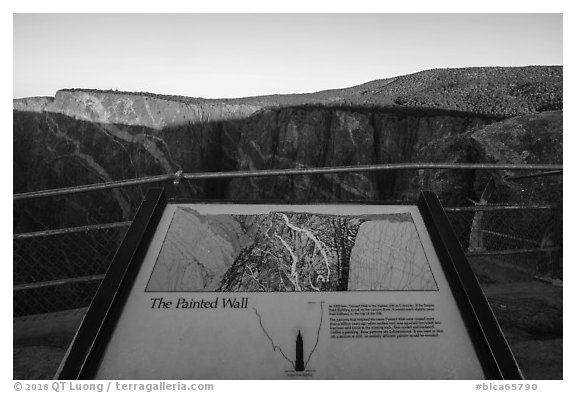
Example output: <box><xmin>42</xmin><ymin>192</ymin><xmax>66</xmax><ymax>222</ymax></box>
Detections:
<box><xmin>15</xmin><ymin>89</ymin><xmax>264</xmax><ymax>129</ymax></box>
<box><xmin>227</xmin><ymin>106</ymin><xmax>496</xmax><ymax>201</ymax></box>
<box><xmin>13</xmin><ymin>96</ymin><xmax>53</xmax><ymax>112</ymax></box>
<box><xmin>13</xmin><ymin>66</ymin><xmax>563</xmax><ymax>232</ymax></box>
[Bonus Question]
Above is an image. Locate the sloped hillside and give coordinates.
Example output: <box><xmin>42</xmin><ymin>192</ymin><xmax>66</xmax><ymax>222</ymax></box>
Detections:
<box><xmin>15</xmin><ymin>65</ymin><xmax>561</xmax><ymax>124</ymax></box>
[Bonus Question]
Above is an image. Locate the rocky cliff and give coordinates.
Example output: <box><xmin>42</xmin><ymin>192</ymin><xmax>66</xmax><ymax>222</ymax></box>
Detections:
<box><xmin>13</xmin><ymin>66</ymin><xmax>563</xmax><ymax>232</ymax></box>
<box><xmin>416</xmin><ymin>110</ymin><xmax>563</xmax><ymax>205</ymax></box>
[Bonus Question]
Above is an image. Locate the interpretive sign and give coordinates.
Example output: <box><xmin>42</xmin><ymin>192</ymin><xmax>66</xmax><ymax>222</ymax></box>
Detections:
<box><xmin>57</xmin><ymin>189</ymin><xmax>522</xmax><ymax>379</ymax></box>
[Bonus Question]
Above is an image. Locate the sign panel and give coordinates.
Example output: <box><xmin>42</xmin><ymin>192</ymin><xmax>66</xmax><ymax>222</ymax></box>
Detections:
<box><xmin>57</xmin><ymin>190</ymin><xmax>522</xmax><ymax>379</ymax></box>
<box><xmin>99</xmin><ymin>203</ymin><xmax>483</xmax><ymax>379</ymax></box>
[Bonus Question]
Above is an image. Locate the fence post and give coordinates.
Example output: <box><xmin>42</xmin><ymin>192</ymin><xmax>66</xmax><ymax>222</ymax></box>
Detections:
<box><xmin>551</xmin><ymin>204</ymin><xmax>563</xmax><ymax>279</ymax></box>
<box><xmin>468</xmin><ymin>177</ymin><xmax>495</xmax><ymax>253</ymax></box>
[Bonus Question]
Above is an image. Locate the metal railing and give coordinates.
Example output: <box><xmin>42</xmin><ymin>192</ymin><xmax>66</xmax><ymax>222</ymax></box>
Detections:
<box><xmin>13</xmin><ymin>222</ymin><xmax>131</xmax><ymax>316</ymax></box>
<box><xmin>13</xmin><ymin>163</ymin><xmax>563</xmax><ymax>201</ymax></box>
<box><xmin>444</xmin><ymin>204</ymin><xmax>560</xmax><ymax>253</ymax></box>
<box><xmin>13</xmin><ymin>163</ymin><xmax>562</xmax><ymax>316</ymax></box>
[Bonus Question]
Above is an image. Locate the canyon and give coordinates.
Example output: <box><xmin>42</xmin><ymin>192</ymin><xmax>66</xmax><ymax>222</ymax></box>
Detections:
<box><xmin>13</xmin><ymin>66</ymin><xmax>563</xmax><ymax>231</ymax></box>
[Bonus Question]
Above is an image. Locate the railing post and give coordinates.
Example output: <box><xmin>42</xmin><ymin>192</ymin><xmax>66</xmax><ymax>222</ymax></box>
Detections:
<box><xmin>551</xmin><ymin>203</ymin><xmax>563</xmax><ymax>279</ymax></box>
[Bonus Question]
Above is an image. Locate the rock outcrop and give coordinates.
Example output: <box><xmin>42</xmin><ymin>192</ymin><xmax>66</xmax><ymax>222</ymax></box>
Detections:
<box><xmin>416</xmin><ymin>111</ymin><xmax>563</xmax><ymax>205</ymax></box>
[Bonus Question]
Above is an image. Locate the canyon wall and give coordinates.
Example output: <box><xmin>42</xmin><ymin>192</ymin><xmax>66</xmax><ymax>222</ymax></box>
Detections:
<box><xmin>14</xmin><ymin>100</ymin><xmax>499</xmax><ymax>231</ymax></box>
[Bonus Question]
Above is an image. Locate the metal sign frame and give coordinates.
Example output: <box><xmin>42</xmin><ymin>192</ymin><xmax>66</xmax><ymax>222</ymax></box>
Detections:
<box><xmin>56</xmin><ymin>188</ymin><xmax>523</xmax><ymax>380</ymax></box>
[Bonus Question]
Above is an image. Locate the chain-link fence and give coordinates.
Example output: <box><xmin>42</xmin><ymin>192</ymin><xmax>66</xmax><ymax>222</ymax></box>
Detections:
<box><xmin>446</xmin><ymin>205</ymin><xmax>557</xmax><ymax>252</ymax></box>
<box><xmin>13</xmin><ymin>204</ymin><xmax>561</xmax><ymax>317</ymax></box>
<box><xmin>445</xmin><ymin>204</ymin><xmax>562</xmax><ymax>279</ymax></box>
<box><xmin>13</xmin><ymin>222</ymin><xmax>130</xmax><ymax>316</ymax></box>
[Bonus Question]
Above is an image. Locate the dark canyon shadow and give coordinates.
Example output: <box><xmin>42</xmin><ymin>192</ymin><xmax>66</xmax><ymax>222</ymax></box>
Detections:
<box><xmin>13</xmin><ymin>104</ymin><xmax>530</xmax><ymax>233</ymax></box>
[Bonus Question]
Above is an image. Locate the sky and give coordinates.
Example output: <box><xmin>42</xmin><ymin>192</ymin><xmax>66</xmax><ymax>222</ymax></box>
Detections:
<box><xmin>13</xmin><ymin>13</ymin><xmax>563</xmax><ymax>99</ymax></box>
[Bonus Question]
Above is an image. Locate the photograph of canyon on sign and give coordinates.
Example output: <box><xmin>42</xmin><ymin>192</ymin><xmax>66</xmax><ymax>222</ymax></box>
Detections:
<box><xmin>12</xmin><ymin>13</ymin><xmax>562</xmax><ymax>381</ymax></box>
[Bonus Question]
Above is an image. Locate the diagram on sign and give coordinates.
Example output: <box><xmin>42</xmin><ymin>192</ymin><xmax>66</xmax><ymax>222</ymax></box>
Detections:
<box><xmin>252</xmin><ymin>301</ymin><xmax>325</xmax><ymax>372</ymax></box>
<box><xmin>145</xmin><ymin>207</ymin><xmax>438</xmax><ymax>292</ymax></box>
